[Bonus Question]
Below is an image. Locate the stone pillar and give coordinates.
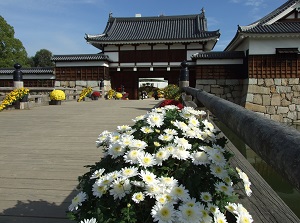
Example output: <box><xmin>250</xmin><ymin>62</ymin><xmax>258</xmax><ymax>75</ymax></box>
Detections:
<box><xmin>100</xmin><ymin>79</ymin><xmax>104</xmax><ymax>98</ymax></box>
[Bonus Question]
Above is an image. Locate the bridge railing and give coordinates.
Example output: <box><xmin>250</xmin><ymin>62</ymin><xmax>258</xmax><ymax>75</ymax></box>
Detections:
<box><xmin>182</xmin><ymin>86</ymin><xmax>300</xmax><ymax>191</ymax></box>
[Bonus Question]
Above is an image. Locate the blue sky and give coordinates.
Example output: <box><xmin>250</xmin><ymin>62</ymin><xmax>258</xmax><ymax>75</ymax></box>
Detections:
<box><xmin>1</xmin><ymin>0</ymin><xmax>286</xmax><ymax>57</ymax></box>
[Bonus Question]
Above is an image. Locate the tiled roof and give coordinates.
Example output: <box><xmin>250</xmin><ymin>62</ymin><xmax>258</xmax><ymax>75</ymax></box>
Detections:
<box><xmin>52</xmin><ymin>54</ymin><xmax>110</xmax><ymax>61</ymax></box>
<box><xmin>86</xmin><ymin>12</ymin><xmax>220</xmax><ymax>47</ymax></box>
<box><xmin>247</xmin><ymin>0</ymin><xmax>299</xmax><ymax>26</ymax></box>
<box><xmin>225</xmin><ymin>0</ymin><xmax>300</xmax><ymax>51</ymax></box>
<box><xmin>191</xmin><ymin>51</ymin><xmax>245</xmax><ymax>59</ymax></box>
<box><xmin>239</xmin><ymin>22</ymin><xmax>300</xmax><ymax>33</ymax></box>
<box><xmin>0</xmin><ymin>67</ymin><xmax>53</xmax><ymax>75</ymax></box>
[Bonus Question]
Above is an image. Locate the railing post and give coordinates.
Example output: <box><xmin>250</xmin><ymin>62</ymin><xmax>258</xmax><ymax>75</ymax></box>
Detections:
<box><xmin>179</xmin><ymin>61</ymin><xmax>189</xmax><ymax>90</ymax></box>
<box><xmin>13</xmin><ymin>63</ymin><xmax>23</xmax><ymax>89</ymax></box>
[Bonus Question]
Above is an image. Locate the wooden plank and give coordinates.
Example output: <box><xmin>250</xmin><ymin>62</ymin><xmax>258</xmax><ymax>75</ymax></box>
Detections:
<box><xmin>219</xmin><ymin>124</ymin><xmax>300</xmax><ymax>222</ymax></box>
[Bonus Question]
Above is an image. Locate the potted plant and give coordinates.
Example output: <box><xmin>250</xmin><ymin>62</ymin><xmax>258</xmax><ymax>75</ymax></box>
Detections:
<box><xmin>0</xmin><ymin>88</ymin><xmax>30</xmax><ymax>111</ymax></box>
<box><xmin>67</xmin><ymin>105</ymin><xmax>253</xmax><ymax>223</ymax></box>
<box><xmin>78</xmin><ymin>87</ymin><xmax>93</xmax><ymax>102</ymax></box>
<box><xmin>91</xmin><ymin>91</ymin><xmax>101</xmax><ymax>100</ymax></box>
<box><xmin>49</xmin><ymin>89</ymin><xmax>66</xmax><ymax>105</ymax></box>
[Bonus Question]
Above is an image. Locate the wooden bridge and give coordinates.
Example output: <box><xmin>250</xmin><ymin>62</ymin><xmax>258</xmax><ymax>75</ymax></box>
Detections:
<box><xmin>0</xmin><ymin>97</ymin><xmax>299</xmax><ymax>223</ymax></box>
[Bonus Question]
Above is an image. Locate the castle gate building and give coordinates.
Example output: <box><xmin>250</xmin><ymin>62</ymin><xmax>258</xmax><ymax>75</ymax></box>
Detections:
<box><xmin>85</xmin><ymin>10</ymin><xmax>220</xmax><ymax>99</ymax></box>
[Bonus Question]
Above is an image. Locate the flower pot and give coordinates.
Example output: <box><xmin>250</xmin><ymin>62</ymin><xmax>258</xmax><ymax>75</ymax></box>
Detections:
<box><xmin>20</xmin><ymin>94</ymin><xmax>28</xmax><ymax>102</ymax></box>
<box><xmin>92</xmin><ymin>96</ymin><xmax>99</xmax><ymax>100</ymax></box>
<box><xmin>49</xmin><ymin>100</ymin><xmax>61</xmax><ymax>105</ymax></box>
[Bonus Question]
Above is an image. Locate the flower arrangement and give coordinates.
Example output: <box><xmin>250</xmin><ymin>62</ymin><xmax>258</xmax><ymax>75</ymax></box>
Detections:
<box><xmin>163</xmin><ymin>84</ymin><xmax>181</xmax><ymax>100</ymax></box>
<box><xmin>91</xmin><ymin>91</ymin><xmax>101</xmax><ymax>98</ymax></box>
<box><xmin>105</xmin><ymin>90</ymin><xmax>128</xmax><ymax>100</ymax></box>
<box><xmin>158</xmin><ymin>99</ymin><xmax>184</xmax><ymax>110</ymax></box>
<box><xmin>49</xmin><ymin>90</ymin><xmax>66</xmax><ymax>101</ymax></box>
<box><xmin>0</xmin><ymin>87</ymin><xmax>29</xmax><ymax>111</ymax></box>
<box><xmin>78</xmin><ymin>87</ymin><xmax>93</xmax><ymax>102</ymax></box>
<box><xmin>68</xmin><ymin>105</ymin><xmax>253</xmax><ymax>223</ymax></box>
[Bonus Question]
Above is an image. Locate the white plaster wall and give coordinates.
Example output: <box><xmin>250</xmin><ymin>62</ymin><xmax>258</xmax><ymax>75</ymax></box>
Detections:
<box><xmin>55</xmin><ymin>61</ymin><xmax>109</xmax><ymax>67</ymax></box>
<box><xmin>248</xmin><ymin>38</ymin><xmax>300</xmax><ymax>55</ymax></box>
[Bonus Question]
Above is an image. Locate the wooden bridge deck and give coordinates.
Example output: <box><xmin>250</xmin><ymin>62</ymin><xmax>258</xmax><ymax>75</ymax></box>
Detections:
<box><xmin>0</xmin><ymin>99</ymin><xmax>161</xmax><ymax>223</ymax></box>
<box><xmin>0</xmin><ymin>98</ymin><xmax>299</xmax><ymax>223</ymax></box>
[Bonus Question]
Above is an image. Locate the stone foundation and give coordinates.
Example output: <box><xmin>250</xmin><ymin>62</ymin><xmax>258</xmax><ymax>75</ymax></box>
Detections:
<box><xmin>196</xmin><ymin>79</ymin><xmax>244</xmax><ymax>105</ymax></box>
<box><xmin>196</xmin><ymin>78</ymin><xmax>300</xmax><ymax>123</ymax></box>
<box><xmin>243</xmin><ymin>78</ymin><xmax>300</xmax><ymax>123</ymax></box>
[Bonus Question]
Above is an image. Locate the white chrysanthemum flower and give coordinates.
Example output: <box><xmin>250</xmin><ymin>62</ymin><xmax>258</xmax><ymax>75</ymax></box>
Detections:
<box><xmin>202</xmin><ymin>119</ymin><xmax>215</xmax><ymax>131</ymax></box>
<box><xmin>80</xmin><ymin>218</ymin><xmax>97</xmax><ymax>223</ymax></box>
<box><xmin>109</xmin><ymin>178</ymin><xmax>131</xmax><ymax>200</ymax></box>
<box><xmin>147</xmin><ymin>112</ymin><xmax>164</xmax><ymax>127</ymax></box>
<box><xmin>96</xmin><ymin>130</ymin><xmax>111</xmax><ymax>147</ymax></box>
<box><xmin>90</xmin><ymin>168</ymin><xmax>105</xmax><ymax>179</ymax></box>
<box><xmin>145</xmin><ymin>184</ymin><xmax>162</xmax><ymax>198</ymax></box>
<box><xmin>174</xmin><ymin>137</ymin><xmax>191</xmax><ymax>150</ymax></box>
<box><xmin>92</xmin><ymin>182</ymin><xmax>108</xmax><ymax>198</ymax></box>
<box><xmin>190</xmin><ymin>151</ymin><xmax>210</xmax><ymax>165</ymax></box>
<box><xmin>155</xmin><ymin>148</ymin><xmax>170</xmax><ymax>165</ymax></box>
<box><xmin>236</xmin><ymin>167</ymin><xmax>252</xmax><ymax>197</ymax></box>
<box><xmin>182</xmin><ymin>127</ymin><xmax>198</xmax><ymax>139</ymax></box>
<box><xmin>108</xmin><ymin>132</ymin><xmax>121</xmax><ymax>143</ymax></box>
<box><xmin>119</xmin><ymin>134</ymin><xmax>134</xmax><ymax>148</ymax></box>
<box><xmin>172</xmin><ymin>120</ymin><xmax>189</xmax><ymax>132</ymax></box>
<box><xmin>200</xmin><ymin>192</ymin><xmax>212</xmax><ymax>203</ymax></box>
<box><xmin>156</xmin><ymin>194</ymin><xmax>170</xmax><ymax>205</ymax></box>
<box><xmin>207</xmin><ymin>203</ymin><xmax>220</xmax><ymax>214</ymax></box>
<box><xmin>164</xmin><ymin>105</ymin><xmax>179</xmax><ymax>110</ymax></box>
<box><xmin>225</xmin><ymin>202</ymin><xmax>238</xmax><ymax>215</ymax></box>
<box><xmin>141</xmin><ymin>126</ymin><xmax>154</xmax><ymax>134</ymax></box>
<box><xmin>208</xmin><ymin>150</ymin><xmax>226</xmax><ymax>167</ymax></box>
<box><xmin>96</xmin><ymin>175</ymin><xmax>113</xmax><ymax>186</ymax></box>
<box><xmin>123</xmin><ymin>149</ymin><xmax>141</xmax><ymax>164</ymax></box>
<box><xmin>117</xmin><ymin>125</ymin><xmax>132</xmax><ymax>132</ymax></box>
<box><xmin>69</xmin><ymin>191</ymin><xmax>87</xmax><ymax>211</ymax></box>
<box><xmin>154</xmin><ymin>141</ymin><xmax>161</xmax><ymax>147</ymax></box>
<box><xmin>200</xmin><ymin>208</ymin><xmax>212</xmax><ymax>223</ymax></box>
<box><xmin>159</xmin><ymin>176</ymin><xmax>178</xmax><ymax>188</ymax></box>
<box><xmin>131</xmin><ymin>180</ymin><xmax>145</xmax><ymax>188</ymax></box>
<box><xmin>184</xmin><ymin>197</ymin><xmax>200</xmax><ymax>208</ymax></box>
<box><xmin>177</xmin><ymin>203</ymin><xmax>201</xmax><ymax>223</ymax></box>
<box><xmin>108</xmin><ymin>142</ymin><xmax>125</xmax><ymax>158</ymax></box>
<box><xmin>213</xmin><ymin>211</ymin><xmax>228</xmax><ymax>223</ymax></box>
<box><xmin>236</xmin><ymin>203</ymin><xmax>250</xmax><ymax>216</ymax></box>
<box><xmin>151</xmin><ymin>203</ymin><xmax>176</xmax><ymax>223</ymax></box>
<box><xmin>170</xmin><ymin>184</ymin><xmax>189</xmax><ymax>202</ymax></box>
<box><xmin>215</xmin><ymin>182</ymin><xmax>234</xmax><ymax>196</ymax></box>
<box><xmin>172</xmin><ymin>147</ymin><xmax>190</xmax><ymax>160</ymax></box>
<box><xmin>107</xmin><ymin>171</ymin><xmax>121</xmax><ymax>181</ymax></box>
<box><xmin>140</xmin><ymin>170</ymin><xmax>159</xmax><ymax>185</ymax></box>
<box><xmin>138</xmin><ymin>152</ymin><xmax>157</xmax><ymax>167</ymax></box>
<box><xmin>132</xmin><ymin>192</ymin><xmax>145</xmax><ymax>203</ymax></box>
<box><xmin>158</xmin><ymin>134</ymin><xmax>174</xmax><ymax>142</ymax></box>
<box><xmin>132</xmin><ymin>114</ymin><xmax>145</xmax><ymax>122</ymax></box>
<box><xmin>210</xmin><ymin>164</ymin><xmax>229</xmax><ymax>179</ymax></box>
<box><xmin>164</xmin><ymin>128</ymin><xmax>178</xmax><ymax>135</ymax></box>
<box><xmin>130</xmin><ymin>139</ymin><xmax>148</xmax><ymax>150</ymax></box>
<box><xmin>237</xmin><ymin>213</ymin><xmax>253</xmax><ymax>223</ymax></box>
<box><xmin>165</xmin><ymin>143</ymin><xmax>176</xmax><ymax>153</ymax></box>
<box><xmin>188</xmin><ymin>116</ymin><xmax>200</xmax><ymax>127</ymax></box>
<box><xmin>121</xmin><ymin>166</ymin><xmax>138</xmax><ymax>178</ymax></box>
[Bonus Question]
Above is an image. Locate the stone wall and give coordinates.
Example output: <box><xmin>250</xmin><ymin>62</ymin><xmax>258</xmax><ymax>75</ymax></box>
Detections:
<box><xmin>196</xmin><ymin>79</ymin><xmax>244</xmax><ymax>105</ymax></box>
<box><xmin>243</xmin><ymin>78</ymin><xmax>300</xmax><ymax>123</ymax></box>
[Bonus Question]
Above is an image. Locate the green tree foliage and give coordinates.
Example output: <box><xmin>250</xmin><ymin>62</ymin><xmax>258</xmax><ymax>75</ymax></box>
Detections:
<box><xmin>32</xmin><ymin>49</ymin><xmax>54</xmax><ymax>67</ymax></box>
<box><xmin>0</xmin><ymin>16</ymin><xmax>29</xmax><ymax>67</ymax></box>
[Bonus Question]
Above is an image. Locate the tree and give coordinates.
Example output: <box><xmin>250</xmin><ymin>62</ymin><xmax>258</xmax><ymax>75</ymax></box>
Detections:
<box><xmin>0</xmin><ymin>16</ymin><xmax>29</xmax><ymax>67</ymax></box>
<box><xmin>32</xmin><ymin>49</ymin><xmax>54</xmax><ymax>67</ymax></box>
